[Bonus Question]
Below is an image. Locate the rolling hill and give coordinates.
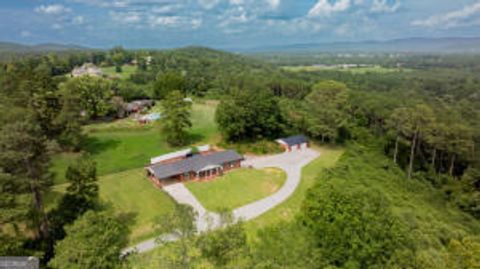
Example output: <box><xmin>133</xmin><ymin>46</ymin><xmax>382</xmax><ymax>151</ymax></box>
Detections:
<box><xmin>243</xmin><ymin>37</ymin><xmax>480</xmax><ymax>53</ymax></box>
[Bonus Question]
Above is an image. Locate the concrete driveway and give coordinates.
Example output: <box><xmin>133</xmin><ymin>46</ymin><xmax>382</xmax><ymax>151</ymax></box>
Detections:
<box><xmin>234</xmin><ymin>148</ymin><xmax>319</xmax><ymax>221</ymax></box>
<box><xmin>163</xmin><ymin>183</ymin><xmax>221</xmax><ymax>232</ymax></box>
<box><xmin>122</xmin><ymin>148</ymin><xmax>320</xmax><ymax>255</ymax></box>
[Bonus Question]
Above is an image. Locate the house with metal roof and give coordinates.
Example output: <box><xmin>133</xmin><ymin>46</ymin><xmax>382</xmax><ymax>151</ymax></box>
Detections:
<box><xmin>146</xmin><ymin>150</ymin><xmax>244</xmax><ymax>186</ymax></box>
<box><xmin>276</xmin><ymin>135</ymin><xmax>309</xmax><ymax>152</ymax></box>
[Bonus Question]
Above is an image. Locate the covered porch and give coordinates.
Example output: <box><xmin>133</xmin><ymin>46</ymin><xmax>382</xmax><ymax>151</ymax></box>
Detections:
<box><xmin>196</xmin><ymin>164</ymin><xmax>223</xmax><ymax>180</ymax></box>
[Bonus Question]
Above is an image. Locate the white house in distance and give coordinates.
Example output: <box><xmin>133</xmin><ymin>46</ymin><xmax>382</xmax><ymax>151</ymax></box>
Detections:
<box><xmin>71</xmin><ymin>63</ymin><xmax>103</xmax><ymax>77</ymax></box>
<box><xmin>276</xmin><ymin>135</ymin><xmax>309</xmax><ymax>152</ymax></box>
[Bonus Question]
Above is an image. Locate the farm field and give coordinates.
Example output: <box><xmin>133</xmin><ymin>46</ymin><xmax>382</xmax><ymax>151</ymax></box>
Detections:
<box><xmin>101</xmin><ymin>64</ymin><xmax>138</xmax><ymax>79</ymax></box>
<box><xmin>186</xmin><ymin>168</ymin><xmax>286</xmax><ymax>212</ymax></box>
<box><xmin>282</xmin><ymin>65</ymin><xmax>412</xmax><ymax>74</ymax></box>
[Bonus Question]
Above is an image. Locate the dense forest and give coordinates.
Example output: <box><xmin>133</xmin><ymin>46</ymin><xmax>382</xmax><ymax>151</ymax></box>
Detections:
<box><xmin>0</xmin><ymin>46</ymin><xmax>479</xmax><ymax>268</ymax></box>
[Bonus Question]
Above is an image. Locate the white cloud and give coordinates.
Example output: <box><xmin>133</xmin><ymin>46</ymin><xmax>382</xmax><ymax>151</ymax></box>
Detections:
<box><xmin>219</xmin><ymin>6</ymin><xmax>251</xmax><ymax>29</ymax></box>
<box><xmin>73</xmin><ymin>16</ymin><xmax>86</xmax><ymax>25</ymax></box>
<box><xmin>35</xmin><ymin>4</ymin><xmax>72</xmax><ymax>15</ymax></box>
<box><xmin>52</xmin><ymin>23</ymin><xmax>63</xmax><ymax>30</ymax></box>
<box><xmin>411</xmin><ymin>2</ymin><xmax>480</xmax><ymax>28</ymax></box>
<box><xmin>266</xmin><ymin>0</ymin><xmax>280</xmax><ymax>9</ymax></box>
<box><xmin>152</xmin><ymin>4</ymin><xmax>182</xmax><ymax>14</ymax></box>
<box><xmin>148</xmin><ymin>15</ymin><xmax>202</xmax><ymax>29</ymax></box>
<box><xmin>191</xmin><ymin>18</ymin><xmax>203</xmax><ymax>29</ymax></box>
<box><xmin>20</xmin><ymin>30</ymin><xmax>31</xmax><ymax>38</ymax></box>
<box><xmin>198</xmin><ymin>0</ymin><xmax>221</xmax><ymax>9</ymax></box>
<box><xmin>308</xmin><ymin>0</ymin><xmax>351</xmax><ymax>17</ymax></box>
<box><xmin>229</xmin><ymin>0</ymin><xmax>244</xmax><ymax>5</ymax></box>
<box><xmin>110</xmin><ymin>11</ymin><xmax>142</xmax><ymax>23</ymax></box>
<box><xmin>69</xmin><ymin>0</ymin><xmax>129</xmax><ymax>8</ymax></box>
<box><xmin>371</xmin><ymin>0</ymin><xmax>400</xmax><ymax>13</ymax></box>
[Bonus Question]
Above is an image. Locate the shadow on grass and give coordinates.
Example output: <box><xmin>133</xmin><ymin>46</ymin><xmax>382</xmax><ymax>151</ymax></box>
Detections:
<box><xmin>82</xmin><ymin>136</ymin><xmax>121</xmax><ymax>155</ymax></box>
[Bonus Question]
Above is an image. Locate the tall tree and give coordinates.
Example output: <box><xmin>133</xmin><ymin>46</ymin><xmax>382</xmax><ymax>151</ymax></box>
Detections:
<box><xmin>0</xmin><ymin>171</ymin><xmax>29</xmax><ymax>255</ymax></box>
<box><xmin>154</xmin><ymin>204</ymin><xmax>197</xmax><ymax>269</ymax></box>
<box><xmin>386</xmin><ymin>107</ymin><xmax>411</xmax><ymax>164</ymax></box>
<box><xmin>301</xmin><ymin>183</ymin><xmax>408</xmax><ymax>268</ymax></box>
<box><xmin>59</xmin><ymin>76</ymin><xmax>112</xmax><ymax>119</ymax></box>
<box><xmin>49</xmin><ymin>211</ymin><xmax>128</xmax><ymax>269</ymax></box>
<box><xmin>64</xmin><ymin>155</ymin><xmax>99</xmax><ymax>214</ymax></box>
<box><xmin>0</xmin><ymin>121</ymin><xmax>52</xmax><ymax>240</ymax></box>
<box><xmin>215</xmin><ymin>89</ymin><xmax>284</xmax><ymax>142</ymax></box>
<box><xmin>391</xmin><ymin>105</ymin><xmax>435</xmax><ymax>179</ymax></box>
<box><xmin>445</xmin><ymin>124</ymin><xmax>474</xmax><ymax>176</ymax></box>
<box><xmin>152</xmin><ymin>71</ymin><xmax>186</xmax><ymax>99</ymax></box>
<box><xmin>161</xmin><ymin>90</ymin><xmax>192</xmax><ymax>146</ymax></box>
<box><xmin>304</xmin><ymin>80</ymin><xmax>349</xmax><ymax>143</ymax></box>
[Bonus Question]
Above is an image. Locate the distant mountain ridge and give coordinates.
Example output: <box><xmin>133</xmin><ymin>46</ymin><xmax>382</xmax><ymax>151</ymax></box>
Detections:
<box><xmin>0</xmin><ymin>42</ymin><xmax>90</xmax><ymax>53</ymax></box>
<box><xmin>243</xmin><ymin>37</ymin><xmax>480</xmax><ymax>53</ymax></box>
<box><xmin>2</xmin><ymin>37</ymin><xmax>480</xmax><ymax>54</ymax></box>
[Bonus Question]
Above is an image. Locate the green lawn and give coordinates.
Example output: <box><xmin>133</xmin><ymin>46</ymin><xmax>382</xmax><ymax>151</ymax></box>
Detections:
<box><xmin>46</xmin><ymin>168</ymin><xmax>175</xmax><ymax>244</ymax></box>
<box><xmin>101</xmin><ymin>65</ymin><xmax>137</xmax><ymax>80</ymax></box>
<box><xmin>186</xmin><ymin>168</ymin><xmax>286</xmax><ymax>212</ymax></box>
<box><xmin>51</xmin><ymin>102</ymin><xmax>219</xmax><ymax>183</ymax></box>
<box><xmin>245</xmin><ymin>145</ymin><xmax>344</xmax><ymax>235</ymax></box>
<box><xmin>98</xmin><ymin>168</ymin><xmax>176</xmax><ymax>244</ymax></box>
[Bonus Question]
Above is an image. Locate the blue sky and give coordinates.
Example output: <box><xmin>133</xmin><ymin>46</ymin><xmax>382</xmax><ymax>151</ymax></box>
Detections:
<box><xmin>1</xmin><ymin>0</ymin><xmax>480</xmax><ymax>49</ymax></box>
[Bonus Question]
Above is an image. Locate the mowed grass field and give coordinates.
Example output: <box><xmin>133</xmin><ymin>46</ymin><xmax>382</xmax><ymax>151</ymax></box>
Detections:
<box><xmin>47</xmin><ymin>169</ymin><xmax>176</xmax><ymax>244</ymax></box>
<box><xmin>51</xmin><ymin>102</ymin><xmax>219</xmax><ymax>184</ymax></box>
<box><xmin>245</xmin><ymin>145</ymin><xmax>344</xmax><ymax>235</ymax></box>
<box><xmin>101</xmin><ymin>64</ymin><xmax>138</xmax><ymax>80</ymax></box>
<box><xmin>186</xmin><ymin>168</ymin><xmax>286</xmax><ymax>212</ymax></box>
<box><xmin>98</xmin><ymin>169</ymin><xmax>176</xmax><ymax>244</ymax></box>
<box><xmin>282</xmin><ymin>65</ymin><xmax>412</xmax><ymax>74</ymax></box>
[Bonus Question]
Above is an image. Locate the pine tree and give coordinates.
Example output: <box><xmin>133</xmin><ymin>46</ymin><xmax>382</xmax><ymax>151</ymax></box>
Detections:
<box><xmin>161</xmin><ymin>90</ymin><xmax>192</xmax><ymax>146</ymax></box>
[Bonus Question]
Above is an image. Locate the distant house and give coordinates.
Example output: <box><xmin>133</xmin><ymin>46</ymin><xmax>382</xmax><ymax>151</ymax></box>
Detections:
<box><xmin>146</xmin><ymin>147</ymin><xmax>244</xmax><ymax>186</ymax></box>
<box><xmin>72</xmin><ymin>63</ymin><xmax>103</xmax><ymax>77</ymax></box>
<box><xmin>124</xmin><ymin>99</ymin><xmax>155</xmax><ymax>115</ymax></box>
<box><xmin>276</xmin><ymin>135</ymin><xmax>309</xmax><ymax>152</ymax></box>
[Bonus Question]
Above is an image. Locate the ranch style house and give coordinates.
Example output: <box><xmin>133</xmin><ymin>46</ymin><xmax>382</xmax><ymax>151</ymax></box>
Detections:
<box><xmin>146</xmin><ymin>146</ymin><xmax>244</xmax><ymax>186</ymax></box>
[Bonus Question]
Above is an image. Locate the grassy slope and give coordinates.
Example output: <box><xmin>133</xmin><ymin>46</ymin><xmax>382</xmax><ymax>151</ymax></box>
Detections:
<box><xmin>101</xmin><ymin>65</ymin><xmax>137</xmax><ymax>80</ymax></box>
<box><xmin>186</xmin><ymin>168</ymin><xmax>286</xmax><ymax>212</ymax></box>
<box><xmin>322</xmin><ymin>144</ymin><xmax>480</xmax><ymax>253</ymax></box>
<box><xmin>245</xmin><ymin>146</ymin><xmax>344</xmax><ymax>235</ymax></box>
<box><xmin>98</xmin><ymin>168</ymin><xmax>176</xmax><ymax>244</ymax></box>
<box><xmin>48</xmin><ymin>169</ymin><xmax>176</xmax><ymax>244</ymax></box>
<box><xmin>51</xmin><ymin>102</ymin><xmax>219</xmax><ymax>184</ymax></box>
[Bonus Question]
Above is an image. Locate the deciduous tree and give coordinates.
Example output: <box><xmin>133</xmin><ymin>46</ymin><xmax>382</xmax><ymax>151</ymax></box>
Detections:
<box><xmin>304</xmin><ymin>80</ymin><xmax>349</xmax><ymax>143</ymax></box>
<box><xmin>215</xmin><ymin>89</ymin><xmax>284</xmax><ymax>142</ymax></box>
<box><xmin>49</xmin><ymin>211</ymin><xmax>128</xmax><ymax>269</ymax></box>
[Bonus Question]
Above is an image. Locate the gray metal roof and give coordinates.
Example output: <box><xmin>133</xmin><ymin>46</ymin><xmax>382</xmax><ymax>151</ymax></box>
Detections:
<box><xmin>277</xmin><ymin>135</ymin><xmax>308</xmax><ymax>146</ymax></box>
<box><xmin>149</xmin><ymin>150</ymin><xmax>243</xmax><ymax>180</ymax></box>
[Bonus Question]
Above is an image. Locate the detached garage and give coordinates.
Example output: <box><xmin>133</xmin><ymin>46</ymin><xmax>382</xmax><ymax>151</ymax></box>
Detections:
<box><xmin>276</xmin><ymin>135</ymin><xmax>309</xmax><ymax>152</ymax></box>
